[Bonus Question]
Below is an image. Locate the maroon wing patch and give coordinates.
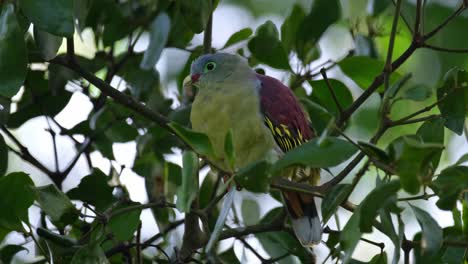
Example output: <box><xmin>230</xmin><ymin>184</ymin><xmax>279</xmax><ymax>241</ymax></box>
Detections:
<box><xmin>256</xmin><ymin>73</ymin><xmax>313</xmax><ymax>152</ymax></box>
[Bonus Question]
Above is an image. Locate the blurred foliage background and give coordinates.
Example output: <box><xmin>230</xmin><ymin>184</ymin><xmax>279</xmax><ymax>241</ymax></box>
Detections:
<box><xmin>0</xmin><ymin>0</ymin><xmax>467</xmax><ymax>263</ymax></box>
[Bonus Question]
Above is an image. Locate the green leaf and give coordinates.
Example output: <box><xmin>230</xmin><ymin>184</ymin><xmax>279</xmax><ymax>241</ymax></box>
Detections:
<box><xmin>359</xmin><ymin>181</ymin><xmax>400</xmax><ymax>232</ymax></box>
<box><xmin>300</xmin><ymin>98</ymin><xmax>334</xmax><ymax>135</ymax></box>
<box><xmin>180</xmin><ymin>0</ymin><xmax>212</xmax><ymax>34</ymax></box>
<box><xmin>454</xmin><ymin>153</ymin><xmax>468</xmax><ymax>165</ymax></box>
<box><xmin>309</xmin><ymin>78</ymin><xmax>353</xmax><ymax>118</ymax></box>
<box><xmin>235</xmin><ymin>160</ymin><xmax>272</xmax><ymax>193</ymax></box>
<box><xmin>140</xmin><ymin>12</ymin><xmax>170</xmax><ymax>70</ymax></box>
<box><xmin>73</xmin><ymin>0</ymin><xmax>92</xmax><ymax>36</ymax></box>
<box><xmin>176</xmin><ymin>150</ymin><xmax>199</xmax><ymax>213</ymax></box>
<box><xmin>372</xmin><ymin>0</ymin><xmax>391</xmax><ymax>16</ymax></box>
<box><xmin>36</xmin><ymin>227</ymin><xmax>77</xmax><ymax>247</ymax></box>
<box><xmin>436</xmin><ymin>67</ymin><xmax>468</xmax><ymax>135</ymax></box>
<box><xmin>339</xmin><ymin>56</ymin><xmax>401</xmax><ymax>91</ymax></box>
<box><xmin>273</xmin><ymin>137</ymin><xmax>358</xmax><ymax>172</ymax></box>
<box><xmin>104</xmin><ymin>121</ymin><xmax>139</xmax><ymax>143</ymax></box>
<box><xmin>71</xmin><ymin>242</ymin><xmax>110</xmax><ymax>264</ymax></box>
<box><xmin>108</xmin><ymin>203</ymin><xmax>142</xmax><ymax>241</ymax></box>
<box><xmin>0</xmin><ymin>244</ymin><xmax>28</xmax><ymax>264</ymax></box>
<box><xmin>388</xmin><ymin>136</ymin><xmax>444</xmax><ymax>194</ymax></box>
<box><xmin>224</xmin><ymin>129</ymin><xmax>235</xmax><ymax>170</ymax></box>
<box><xmin>416</xmin><ymin>117</ymin><xmax>445</xmax><ymax>170</ymax></box>
<box><xmin>199</xmin><ymin>171</ymin><xmax>217</xmax><ymax>209</ymax></box>
<box><xmin>379</xmin><ymin>208</ymin><xmax>402</xmax><ymax>264</ymax></box>
<box><xmin>384</xmin><ymin>73</ymin><xmax>412</xmax><ymax>100</ymax></box>
<box><xmin>358</xmin><ymin>141</ymin><xmax>391</xmax><ymax>163</ymax></box>
<box><xmin>321</xmin><ymin>184</ymin><xmax>352</xmax><ymax>224</ymax></box>
<box><xmin>219</xmin><ymin>247</ymin><xmax>239</xmax><ymax>264</ymax></box>
<box><xmin>241</xmin><ymin>198</ymin><xmax>260</xmax><ymax>225</ymax></box>
<box><xmin>403</xmin><ymin>84</ymin><xmax>433</xmax><ymax>101</ymax></box>
<box><xmin>169</xmin><ymin>122</ymin><xmax>216</xmax><ymax>158</ymax></box>
<box><xmin>410</xmin><ymin>205</ymin><xmax>443</xmax><ymax>256</ymax></box>
<box><xmin>248</xmin><ymin>21</ymin><xmax>290</xmax><ymax>70</ymax></box>
<box><xmin>33</xmin><ymin>27</ymin><xmax>63</xmax><ymax>60</ymax></box>
<box><xmin>0</xmin><ymin>97</ymin><xmax>10</xmax><ymax>125</ymax></box>
<box><xmin>33</xmin><ymin>184</ymin><xmax>79</xmax><ymax>228</ymax></box>
<box><xmin>67</xmin><ymin>169</ymin><xmax>115</xmax><ymax>211</ymax></box>
<box><xmin>296</xmin><ymin>0</ymin><xmax>340</xmax><ymax>60</ymax></box>
<box><xmin>340</xmin><ymin>209</ymin><xmax>361</xmax><ymax>263</ymax></box>
<box><xmin>222</xmin><ymin>28</ymin><xmax>252</xmax><ymax>49</ymax></box>
<box><xmin>432</xmin><ymin>166</ymin><xmax>468</xmax><ymax>210</ymax></box>
<box><xmin>0</xmin><ymin>172</ymin><xmax>34</xmax><ymax>231</ymax></box>
<box><xmin>19</xmin><ymin>0</ymin><xmax>74</xmax><ymax>37</ymax></box>
<box><xmin>0</xmin><ymin>4</ymin><xmax>28</xmax><ymax>98</ymax></box>
<box><xmin>0</xmin><ymin>134</ymin><xmax>8</xmax><ymax>176</ymax></box>
<box><xmin>281</xmin><ymin>4</ymin><xmax>306</xmax><ymax>52</ymax></box>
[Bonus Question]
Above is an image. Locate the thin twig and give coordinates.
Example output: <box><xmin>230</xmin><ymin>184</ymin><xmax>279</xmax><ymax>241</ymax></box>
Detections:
<box><xmin>320</xmin><ymin>68</ymin><xmax>344</xmax><ymax>116</ymax></box>
<box><xmin>423</xmin><ymin>43</ymin><xmax>468</xmax><ymax>53</ymax></box>
<box><xmin>384</xmin><ymin>0</ymin><xmax>402</xmax><ymax>92</ymax></box>
<box><xmin>423</xmin><ymin>4</ymin><xmax>466</xmax><ymax>41</ymax></box>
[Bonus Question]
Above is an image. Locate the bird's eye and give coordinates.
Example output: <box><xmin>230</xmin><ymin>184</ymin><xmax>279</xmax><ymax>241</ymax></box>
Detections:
<box><xmin>204</xmin><ymin>62</ymin><xmax>216</xmax><ymax>72</ymax></box>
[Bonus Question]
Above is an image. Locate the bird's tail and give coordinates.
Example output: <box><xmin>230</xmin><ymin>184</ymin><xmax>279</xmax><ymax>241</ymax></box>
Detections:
<box><xmin>282</xmin><ymin>190</ymin><xmax>322</xmax><ymax>247</ymax></box>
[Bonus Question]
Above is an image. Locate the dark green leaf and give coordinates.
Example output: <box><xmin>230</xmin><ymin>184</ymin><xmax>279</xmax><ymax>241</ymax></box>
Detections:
<box><xmin>388</xmin><ymin>136</ymin><xmax>444</xmax><ymax>194</ymax></box>
<box><xmin>241</xmin><ymin>198</ymin><xmax>260</xmax><ymax>225</ymax></box>
<box><xmin>274</xmin><ymin>137</ymin><xmax>358</xmax><ymax>171</ymax></box>
<box><xmin>410</xmin><ymin>205</ymin><xmax>443</xmax><ymax>256</ymax></box>
<box><xmin>372</xmin><ymin>0</ymin><xmax>391</xmax><ymax>16</ymax></box>
<box><xmin>296</xmin><ymin>0</ymin><xmax>340</xmax><ymax>60</ymax></box>
<box><xmin>437</xmin><ymin>67</ymin><xmax>468</xmax><ymax>135</ymax></box>
<box><xmin>108</xmin><ymin>203</ymin><xmax>142</xmax><ymax>241</ymax></box>
<box><xmin>248</xmin><ymin>21</ymin><xmax>290</xmax><ymax>69</ymax></box>
<box><xmin>33</xmin><ymin>184</ymin><xmax>79</xmax><ymax>228</ymax></box>
<box><xmin>73</xmin><ymin>0</ymin><xmax>91</xmax><ymax>36</ymax></box>
<box><xmin>169</xmin><ymin>122</ymin><xmax>216</xmax><ymax>158</ymax></box>
<box><xmin>300</xmin><ymin>98</ymin><xmax>334</xmax><ymax>135</ymax></box>
<box><xmin>358</xmin><ymin>141</ymin><xmax>391</xmax><ymax>163</ymax></box>
<box><xmin>33</xmin><ymin>27</ymin><xmax>63</xmax><ymax>60</ymax></box>
<box><xmin>321</xmin><ymin>184</ymin><xmax>352</xmax><ymax>224</ymax></box>
<box><xmin>8</xmin><ymin>70</ymin><xmax>72</xmax><ymax>128</ymax></box>
<box><xmin>360</xmin><ymin>181</ymin><xmax>400</xmax><ymax>232</ymax></box>
<box><xmin>199</xmin><ymin>171</ymin><xmax>217</xmax><ymax>209</ymax></box>
<box><xmin>379</xmin><ymin>208</ymin><xmax>401</xmax><ymax>264</ymax></box>
<box><xmin>0</xmin><ymin>134</ymin><xmax>8</xmax><ymax>176</ymax></box>
<box><xmin>0</xmin><ymin>172</ymin><xmax>34</xmax><ymax>231</ymax></box>
<box><xmin>384</xmin><ymin>73</ymin><xmax>412</xmax><ymax>100</ymax></box>
<box><xmin>281</xmin><ymin>4</ymin><xmax>306</xmax><ymax>52</ymax></box>
<box><xmin>339</xmin><ymin>56</ymin><xmax>401</xmax><ymax>91</ymax></box>
<box><xmin>403</xmin><ymin>84</ymin><xmax>433</xmax><ymax>101</ymax></box>
<box><xmin>235</xmin><ymin>160</ymin><xmax>272</xmax><ymax>193</ymax></box>
<box><xmin>223</xmin><ymin>28</ymin><xmax>252</xmax><ymax>49</ymax></box>
<box><xmin>70</xmin><ymin>242</ymin><xmax>109</xmax><ymax>264</ymax></box>
<box><xmin>104</xmin><ymin>121</ymin><xmax>139</xmax><ymax>143</ymax></box>
<box><xmin>432</xmin><ymin>166</ymin><xmax>468</xmax><ymax>210</ymax></box>
<box><xmin>176</xmin><ymin>150</ymin><xmax>199</xmax><ymax>213</ymax></box>
<box><xmin>37</xmin><ymin>227</ymin><xmax>77</xmax><ymax>247</ymax></box>
<box><xmin>0</xmin><ymin>97</ymin><xmax>10</xmax><ymax>125</ymax></box>
<box><xmin>340</xmin><ymin>209</ymin><xmax>361</xmax><ymax>263</ymax></box>
<box><xmin>0</xmin><ymin>244</ymin><xmax>28</xmax><ymax>263</ymax></box>
<box><xmin>140</xmin><ymin>12</ymin><xmax>170</xmax><ymax>70</ymax></box>
<box><xmin>0</xmin><ymin>4</ymin><xmax>28</xmax><ymax>98</ymax></box>
<box><xmin>180</xmin><ymin>0</ymin><xmax>212</xmax><ymax>33</ymax></box>
<box><xmin>67</xmin><ymin>169</ymin><xmax>115</xmax><ymax>211</ymax></box>
<box><xmin>454</xmin><ymin>153</ymin><xmax>468</xmax><ymax>165</ymax></box>
<box><xmin>219</xmin><ymin>247</ymin><xmax>239</xmax><ymax>264</ymax></box>
<box><xmin>309</xmin><ymin>78</ymin><xmax>353</xmax><ymax>117</ymax></box>
<box><xmin>19</xmin><ymin>0</ymin><xmax>74</xmax><ymax>37</ymax></box>
<box><xmin>416</xmin><ymin>117</ymin><xmax>445</xmax><ymax>170</ymax></box>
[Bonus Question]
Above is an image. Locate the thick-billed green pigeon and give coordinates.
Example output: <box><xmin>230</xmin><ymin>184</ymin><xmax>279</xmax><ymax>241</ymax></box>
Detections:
<box><xmin>184</xmin><ymin>53</ymin><xmax>321</xmax><ymax>246</ymax></box>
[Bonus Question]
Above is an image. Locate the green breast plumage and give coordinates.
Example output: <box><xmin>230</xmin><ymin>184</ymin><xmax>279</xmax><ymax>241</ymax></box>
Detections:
<box><xmin>190</xmin><ymin>82</ymin><xmax>277</xmax><ymax>171</ymax></box>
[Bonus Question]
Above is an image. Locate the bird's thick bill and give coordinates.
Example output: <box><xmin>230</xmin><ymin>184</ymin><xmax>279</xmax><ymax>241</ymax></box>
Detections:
<box><xmin>183</xmin><ymin>75</ymin><xmax>195</xmax><ymax>99</ymax></box>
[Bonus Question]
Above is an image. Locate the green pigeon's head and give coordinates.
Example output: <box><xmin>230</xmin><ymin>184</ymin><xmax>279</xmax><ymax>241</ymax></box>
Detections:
<box><xmin>183</xmin><ymin>53</ymin><xmax>253</xmax><ymax>91</ymax></box>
